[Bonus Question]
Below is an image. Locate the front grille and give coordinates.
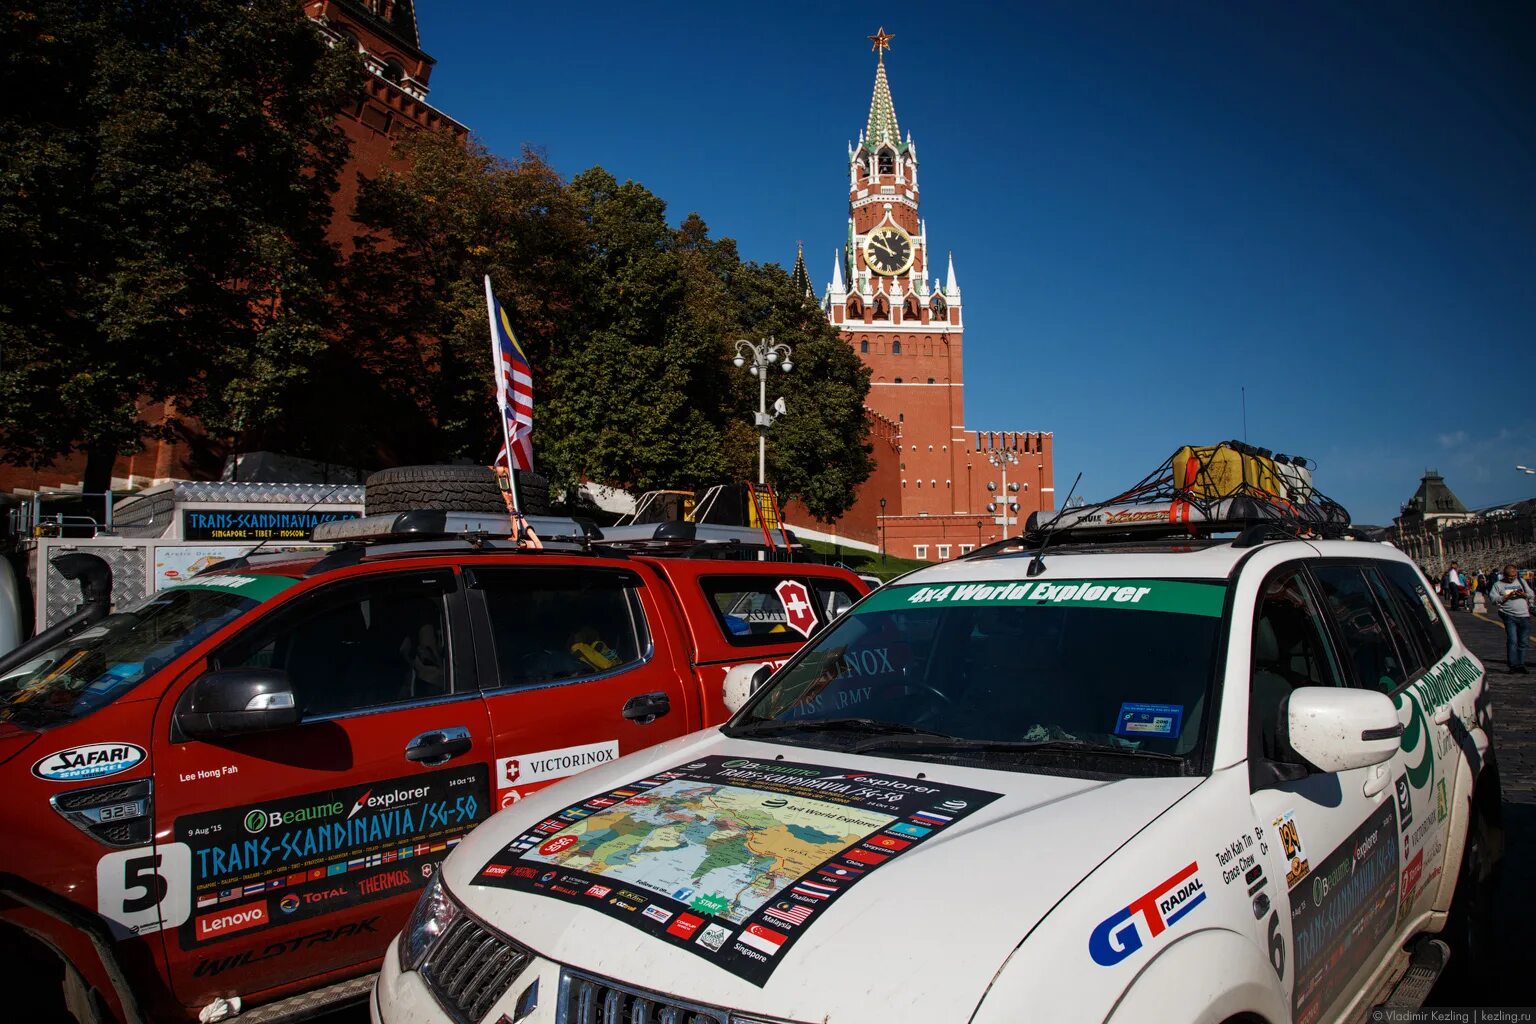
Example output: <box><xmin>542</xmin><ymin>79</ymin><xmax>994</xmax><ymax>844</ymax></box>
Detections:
<box><xmin>421</xmin><ymin>916</ymin><xmax>532</xmax><ymax>1024</ymax></box>
<box><xmin>559</xmin><ymin>970</ymin><xmax>726</xmax><ymax>1024</ymax></box>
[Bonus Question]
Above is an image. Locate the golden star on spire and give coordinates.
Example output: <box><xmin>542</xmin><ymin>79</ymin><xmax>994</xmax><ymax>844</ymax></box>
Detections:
<box><xmin>869</xmin><ymin>26</ymin><xmax>894</xmax><ymax>57</ymax></box>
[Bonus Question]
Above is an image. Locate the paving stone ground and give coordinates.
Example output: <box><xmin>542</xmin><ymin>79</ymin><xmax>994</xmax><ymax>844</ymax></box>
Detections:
<box><xmin>1425</xmin><ymin>611</ymin><xmax>1536</xmax><ymax>1008</ymax></box>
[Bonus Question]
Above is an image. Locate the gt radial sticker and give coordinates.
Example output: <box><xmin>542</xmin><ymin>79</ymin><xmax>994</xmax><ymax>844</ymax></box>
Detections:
<box><xmin>472</xmin><ymin>754</ymin><xmax>1001</xmax><ymax>986</ymax></box>
<box><xmin>774</xmin><ymin>580</ymin><xmax>818</xmax><ymax>638</ymax></box>
<box><xmin>1089</xmin><ymin>862</ymin><xmax>1207</xmax><ymax>966</ymax></box>
<box><xmin>32</xmin><ymin>742</ymin><xmax>146</xmax><ymax>783</ymax></box>
<box><xmin>173</xmin><ymin>764</ymin><xmax>488</xmax><ymax>949</ymax></box>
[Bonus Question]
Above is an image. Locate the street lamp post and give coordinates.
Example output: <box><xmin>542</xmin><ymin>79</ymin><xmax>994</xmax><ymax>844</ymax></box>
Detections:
<box><xmin>986</xmin><ymin>448</ymin><xmax>1020</xmax><ymax>539</ymax></box>
<box><xmin>879</xmin><ymin>496</ymin><xmax>887</xmax><ymax>566</ymax></box>
<box><xmin>733</xmin><ymin>337</ymin><xmax>794</xmax><ymax>485</ymax></box>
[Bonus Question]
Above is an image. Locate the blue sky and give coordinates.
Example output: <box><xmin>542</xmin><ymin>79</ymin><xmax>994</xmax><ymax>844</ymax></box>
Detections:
<box><xmin>416</xmin><ymin>2</ymin><xmax>1535</xmax><ymax>524</ymax></box>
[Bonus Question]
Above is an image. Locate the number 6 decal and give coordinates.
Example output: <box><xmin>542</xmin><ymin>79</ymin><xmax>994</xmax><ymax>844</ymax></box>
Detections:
<box><xmin>96</xmin><ymin>843</ymin><xmax>191</xmax><ymax>937</ymax></box>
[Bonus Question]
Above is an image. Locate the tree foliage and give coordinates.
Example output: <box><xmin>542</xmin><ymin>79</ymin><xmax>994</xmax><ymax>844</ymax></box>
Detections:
<box><xmin>345</xmin><ymin>131</ymin><xmax>874</xmax><ymax>519</ymax></box>
<box><xmin>0</xmin><ymin>0</ymin><xmax>359</xmax><ymax>492</ymax></box>
<box><xmin>0</xmin><ymin>3</ymin><xmax>873</xmax><ymax>520</ymax></box>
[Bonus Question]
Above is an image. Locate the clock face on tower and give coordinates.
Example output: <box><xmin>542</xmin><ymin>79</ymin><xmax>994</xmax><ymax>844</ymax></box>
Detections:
<box><xmin>863</xmin><ymin>226</ymin><xmax>914</xmax><ymax>276</ymax></box>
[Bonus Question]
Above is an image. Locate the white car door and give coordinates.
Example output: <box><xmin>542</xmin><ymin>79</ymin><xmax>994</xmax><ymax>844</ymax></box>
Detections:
<box><xmin>1245</xmin><ymin>563</ymin><xmax>1410</xmax><ymax>1024</ymax></box>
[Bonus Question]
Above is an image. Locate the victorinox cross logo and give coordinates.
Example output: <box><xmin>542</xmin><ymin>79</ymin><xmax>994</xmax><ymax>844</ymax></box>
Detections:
<box><xmin>774</xmin><ymin>580</ymin><xmax>818</xmax><ymax>638</ymax></box>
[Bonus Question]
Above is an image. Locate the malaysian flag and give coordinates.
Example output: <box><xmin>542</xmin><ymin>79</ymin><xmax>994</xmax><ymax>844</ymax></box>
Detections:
<box><xmin>764</xmin><ymin>901</ymin><xmax>813</xmax><ymax>927</ymax></box>
<box><xmin>485</xmin><ymin>276</ymin><xmax>534</xmax><ymax>474</ymax></box>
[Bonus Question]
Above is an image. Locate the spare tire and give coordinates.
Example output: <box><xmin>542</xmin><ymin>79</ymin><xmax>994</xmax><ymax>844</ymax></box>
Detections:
<box><xmin>365</xmin><ymin>465</ymin><xmax>552</xmax><ymax>517</ymax></box>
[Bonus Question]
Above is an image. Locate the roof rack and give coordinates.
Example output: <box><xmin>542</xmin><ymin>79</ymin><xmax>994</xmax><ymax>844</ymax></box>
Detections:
<box><xmin>598</xmin><ymin>520</ymin><xmax>802</xmax><ymax>557</ymax></box>
<box><xmin>311</xmin><ymin>510</ymin><xmax>602</xmax><ymax>546</ymax></box>
<box><xmin>304</xmin><ymin>510</ymin><xmax>804</xmax><ymax>563</ymax></box>
<box><xmin>964</xmin><ymin>442</ymin><xmax>1356</xmax><ymax>558</ymax></box>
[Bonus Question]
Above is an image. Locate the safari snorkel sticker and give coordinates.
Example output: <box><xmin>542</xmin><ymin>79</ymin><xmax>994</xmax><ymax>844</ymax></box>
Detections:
<box><xmin>32</xmin><ymin>742</ymin><xmax>147</xmax><ymax>782</ymax></box>
<box><xmin>472</xmin><ymin>755</ymin><xmax>1001</xmax><ymax>986</ymax></box>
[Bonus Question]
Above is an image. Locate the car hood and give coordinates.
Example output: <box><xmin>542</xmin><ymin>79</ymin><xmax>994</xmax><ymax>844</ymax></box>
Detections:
<box><xmin>444</xmin><ymin>731</ymin><xmax>1202</xmax><ymax>1023</ymax></box>
<box><xmin>0</xmin><ymin>721</ymin><xmax>39</xmax><ymax>768</ymax></box>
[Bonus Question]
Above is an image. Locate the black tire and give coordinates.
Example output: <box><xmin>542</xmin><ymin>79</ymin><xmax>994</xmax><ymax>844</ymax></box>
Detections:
<box><xmin>364</xmin><ymin>465</ymin><xmax>551</xmax><ymax>517</ymax></box>
<box><xmin>1440</xmin><ymin>794</ymin><xmax>1502</xmax><ymax>996</ymax></box>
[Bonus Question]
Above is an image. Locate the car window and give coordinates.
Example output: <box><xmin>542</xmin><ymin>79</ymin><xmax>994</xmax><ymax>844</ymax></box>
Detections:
<box><xmin>1309</xmin><ymin>564</ymin><xmax>1409</xmax><ymax>693</ymax></box>
<box><xmin>1377</xmin><ymin>562</ymin><xmax>1453</xmax><ymax>665</ymax></box>
<box><xmin>735</xmin><ymin>578</ymin><xmax>1228</xmax><ymax>772</ymax></box>
<box><xmin>814</xmin><ymin>580</ymin><xmax>861</xmax><ymax>621</ymax></box>
<box><xmin>701</xmin><ymin>576</ymin><xmax>840</xmax><ymax>647</ymax></box>
<box><xmin>470</xmin><ymin>567</ymin><xmax>646</xmax><ymax>689</ymax></box>
<box><xmin>216</xmin><ymin>571</ymin><xmax>453</xmax><ymax>718</ymax></box>
<box><xmin>1363</xmin><ymin>568</ymin><xmax>1430</xmax><ymax>677</ymax></box>
<box><xmin>0</xmin><ymin>580</ymin><xmax>289</xmax><ymax>726</ymax></box>
<box><xmin>1250</xmin><ymin>569</ymin><xmax>1343</xmax><ymax>763</ymax></box>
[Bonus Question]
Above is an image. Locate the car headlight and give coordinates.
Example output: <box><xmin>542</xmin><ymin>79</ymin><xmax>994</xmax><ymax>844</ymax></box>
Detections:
<box><xmin>399</xmin><ymin>873</ymin><xmax>460</xmax><ymax>972</ymax></box>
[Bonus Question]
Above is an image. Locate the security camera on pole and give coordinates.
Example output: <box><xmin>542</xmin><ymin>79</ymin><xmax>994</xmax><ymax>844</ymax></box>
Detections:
<box><xmin>733</xmin><ymin>337</ymin><xmax>794</xmax><ymax>485</ymax></box>
<box><xmin>986</xmin><ymin>447</ymin><xmax>1021</xmax><ymax>536</ymax></box>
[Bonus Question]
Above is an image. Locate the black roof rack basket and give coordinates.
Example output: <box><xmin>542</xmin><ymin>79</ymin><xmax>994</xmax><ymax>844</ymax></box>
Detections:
<box><xmin>1011</xmin><ymin>442</ymin><xmax>1352</xmax><ymax>550</ymax></box>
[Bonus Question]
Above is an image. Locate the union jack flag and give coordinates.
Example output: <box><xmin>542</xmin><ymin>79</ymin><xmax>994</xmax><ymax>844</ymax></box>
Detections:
<box><xmin>485</xmin><ymin>276</ymin><xmax>534</xmax><ymax>472</ymax></box>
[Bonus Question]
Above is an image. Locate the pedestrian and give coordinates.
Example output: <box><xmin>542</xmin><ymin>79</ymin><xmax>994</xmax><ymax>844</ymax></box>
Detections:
<box><xmin>1443</xmin><ymin>562</ymin><xmax>1463</xmax><ymax>610</ymax></box>
<box><xmin>1490</xmin><ymin>563</ymin><xmax>1533</xmax><ymax>673</ymax></box>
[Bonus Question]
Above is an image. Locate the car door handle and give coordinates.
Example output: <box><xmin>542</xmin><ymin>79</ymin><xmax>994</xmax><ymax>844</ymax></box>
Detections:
<box><xmin>405</xmin><ymin>726</ymin><xmax>472</xmax><ymax>766</ymax></box>
<box><xmin>1362</xmin><ymin>762</ymin><xmax>1392</xmax><ymax>798</ymax></box>
<box><xmin>622</xmin><ymin>692</ymin><xmax>671</xmax><ymax>724</ymax></box>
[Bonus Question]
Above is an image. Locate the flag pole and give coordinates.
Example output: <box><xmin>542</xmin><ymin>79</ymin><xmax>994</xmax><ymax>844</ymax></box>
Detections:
<box><xmin>485</xmin><ymin>274</ymin><xmax>525</xmax><ymax>520</ymax></box>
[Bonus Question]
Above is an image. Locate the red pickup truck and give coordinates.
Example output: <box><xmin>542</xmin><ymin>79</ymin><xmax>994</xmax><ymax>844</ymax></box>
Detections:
<box><xmin>0</xmin><ymin>511</ymin><xmax>866</xmax><ymax>1023</ymax></box>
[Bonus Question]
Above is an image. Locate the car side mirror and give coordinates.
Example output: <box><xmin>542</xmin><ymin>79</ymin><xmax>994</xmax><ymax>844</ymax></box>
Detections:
<box><xmin>1285</xmin><ymin>686</ymin><xmax>1403</xmax><ymax>774</ymax></box>
<box><xmin>723</xmin><ymin>662</ymin><xmax>773</xmax><ymax>714</ymax></box>
<box><xmin>179</xmin><ymin>668</ymin><xmax>301</xmax><ymax>739</ymax></box>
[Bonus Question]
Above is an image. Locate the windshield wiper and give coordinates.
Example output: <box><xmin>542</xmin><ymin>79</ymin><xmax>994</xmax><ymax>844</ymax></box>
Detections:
<box><xmin>730</xmin><ymin>717</ymin><xmax>949</xmax><ymax>740</ymax></box>
<box><xmin>851</xmin><ymin>734</ymin><xmax>1184</xmax><ymax>762</ymax></box>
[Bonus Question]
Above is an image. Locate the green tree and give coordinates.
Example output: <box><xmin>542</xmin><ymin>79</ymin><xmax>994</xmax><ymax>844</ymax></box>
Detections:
<box><xmin>344</xmin><ymin>135</ymin><xmax>874</xmax><ymax>518</ymax></box>
<box><xmin>0</xmin><ymin>0</ymin><xmax>359</xmax><ymax>494</ymax></box>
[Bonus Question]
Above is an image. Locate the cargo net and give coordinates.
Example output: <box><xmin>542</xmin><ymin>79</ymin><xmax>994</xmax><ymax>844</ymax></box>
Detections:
<box><xmin>1039</xmin><ymin>442</ymin><xmax>1351</xmax><ymax>539</ymax></box>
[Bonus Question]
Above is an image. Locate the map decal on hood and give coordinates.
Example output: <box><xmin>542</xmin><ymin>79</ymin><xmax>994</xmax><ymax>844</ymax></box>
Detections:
<box><xmin>471</xmin><ymin>754</ymin><xmax>1002</xmax><ymax>986</ymax></box>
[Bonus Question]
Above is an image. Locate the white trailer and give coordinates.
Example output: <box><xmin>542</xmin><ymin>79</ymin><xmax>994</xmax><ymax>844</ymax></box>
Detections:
<box><xmin>6</xmin><ymin>481</ymin><xmax>364</xmax><ymax>649</ymax></box>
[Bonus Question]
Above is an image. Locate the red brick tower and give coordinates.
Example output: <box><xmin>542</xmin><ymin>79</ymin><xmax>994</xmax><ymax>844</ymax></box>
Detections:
<box><xmin>303</xmin><ymin>0</ymin><xmax>466</xmax><ymax>248</ymax></box>
<box><xmin>815</xmin><ymin>29</ymin><xmax>1055</xmax><ymax>560</ymax></box>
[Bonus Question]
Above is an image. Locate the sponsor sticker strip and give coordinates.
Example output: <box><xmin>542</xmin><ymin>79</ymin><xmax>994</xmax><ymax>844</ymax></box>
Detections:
<box><xmin>472</xmin><ymin>755</ymin><xmax>1000</xmax><ymax>987</ymax></box>
<box><xmin>175</xmin><ymin>765</ymin><xmax>488</xmax><ymax>948</ymax></box>
<box><xmin>861</xmin><ymin>579</ymin><xmax>1227</xmax><ymax>617</ymax></box>
<box><xmin>1290</xmin><ymin>800</ymin><xmax>1399</xmax><ymax>1024</ymax></box>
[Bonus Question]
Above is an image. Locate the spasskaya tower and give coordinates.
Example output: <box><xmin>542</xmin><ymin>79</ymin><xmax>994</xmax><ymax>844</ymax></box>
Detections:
<box><xmin>814</xmin><ymin>29</ymin><xmax>1055</xmax><ymax>562</ymax></box>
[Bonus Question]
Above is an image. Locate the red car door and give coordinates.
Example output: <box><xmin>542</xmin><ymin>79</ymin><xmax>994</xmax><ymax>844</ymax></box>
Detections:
<box><xmin>464</xmin><ymin>562</ymin><xmax>695</xmax><ymax>810</ymax></box>
<box><xmin>151</xmin><ymin>566</ymin><xmax>495</xmax><ymax>1009</ymax></box>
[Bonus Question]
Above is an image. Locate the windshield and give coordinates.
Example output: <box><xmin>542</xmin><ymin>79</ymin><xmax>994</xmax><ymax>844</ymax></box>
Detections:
<box><xmin>728</xmin><ymin>578</ymin><xmax>1229</xmax><ymax>776</ymax></box>
<box><xmin>0</xmin><ymin>577</ymin><xmax>292</xmax><ymax>726</ymax></box>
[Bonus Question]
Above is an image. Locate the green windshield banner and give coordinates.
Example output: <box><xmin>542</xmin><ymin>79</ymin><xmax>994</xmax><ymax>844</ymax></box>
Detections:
<box><xmin>862</xmin><ymin>579</ymin><xmax>1227</xmax><ymax>618</ymax></box>
<box><xmin>163</xmin><ymin>574</ymin><xmax>296</xmax><ymax>604</ymax></box>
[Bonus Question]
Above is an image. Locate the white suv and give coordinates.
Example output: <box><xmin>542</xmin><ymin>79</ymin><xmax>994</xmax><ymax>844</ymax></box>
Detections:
<box><xmin>374</xmin><ymin>527</ymin><xmax>1501</xmax><ymax>1024</ymax></box>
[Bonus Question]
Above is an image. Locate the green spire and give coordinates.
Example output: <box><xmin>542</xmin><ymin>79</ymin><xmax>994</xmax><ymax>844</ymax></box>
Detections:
<box><xmin>864</xmin><ymin>28</ymin><xmax>907</xmax><ymax>154</ymax></box>
<box><xmin>790</xmin><ymin>241</ymin><xmax>814</xmax><ymax>298</ymax></box>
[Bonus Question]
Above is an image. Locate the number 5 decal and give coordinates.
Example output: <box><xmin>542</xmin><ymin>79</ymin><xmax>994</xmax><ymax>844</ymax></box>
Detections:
<box><xmin>96</xmin><ymin>843</ymin><xmax>191</xmax><ymax>937</ymax></box>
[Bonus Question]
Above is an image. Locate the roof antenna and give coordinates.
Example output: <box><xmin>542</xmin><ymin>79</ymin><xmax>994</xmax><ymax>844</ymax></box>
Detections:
<box><xmin>1027</xmin><ymin>472</ymin><xmax>1082</xmax><ymax>578</ymax></box>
